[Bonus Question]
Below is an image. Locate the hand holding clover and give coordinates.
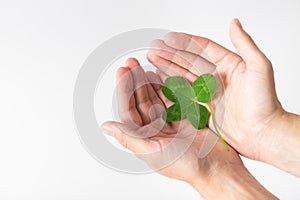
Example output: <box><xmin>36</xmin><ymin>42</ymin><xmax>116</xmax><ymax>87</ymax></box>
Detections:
<box><xmin>100</xmin><ymin>19</ymin><xmax>300</xmax><ymax>199</ymax></box>
<box><xmin>101</xmin><ymin>58</ymin><xmax>239</xmax><ymax>185</ymax></box>
<box><xmin>100</xmin><ymin>57</ymin><xmax>277</xmax><ymax>200</ymax></box>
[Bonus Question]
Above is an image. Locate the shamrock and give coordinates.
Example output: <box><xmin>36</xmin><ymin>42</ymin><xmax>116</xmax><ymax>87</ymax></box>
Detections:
<box><xmin>162</xmin><ymin>73</ymin><xmax>229</xmax><ymax>151</ymax></box>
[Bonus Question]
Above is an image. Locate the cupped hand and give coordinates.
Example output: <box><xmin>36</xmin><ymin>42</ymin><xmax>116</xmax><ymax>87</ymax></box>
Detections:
<box><xmin>100</xmin><ymin>58</ymin><xmax>242</xmax><ymax>184</ymax></box>
<box><xmin>147</xmin><ymin>19</ymin><xmax>285</xmax><ymax>160</ymax></box>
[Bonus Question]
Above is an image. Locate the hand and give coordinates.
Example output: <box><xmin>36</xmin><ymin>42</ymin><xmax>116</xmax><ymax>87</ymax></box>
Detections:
<box><xmin>100</xmin><ymin>58</ymin><xmax>278</xmax><ymax>199</ymax></box>
<box><xmin>147</xmin><ymin>19</ymin><xmax>285</xmax><ymax>161</ymax></box>
<box><xmin>100</xmin><ymin>57</ymin><xmax>241</xmax><ymax>182</ymax></box>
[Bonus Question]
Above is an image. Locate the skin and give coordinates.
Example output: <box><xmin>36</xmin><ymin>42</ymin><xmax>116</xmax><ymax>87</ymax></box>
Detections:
<box><xmin>147</xmin><ymin>18</ymin><xmax>300</xmax><ymax>177</ymax></box>
<box><xmin>101</xmin><ymin>58</ymin><xmax>278</xmax><ymax>199</ymax></box>
<box><xmin>100</xmin><ymin>18</ymin><xmax>300</xmax><ymax>198</ymax></box>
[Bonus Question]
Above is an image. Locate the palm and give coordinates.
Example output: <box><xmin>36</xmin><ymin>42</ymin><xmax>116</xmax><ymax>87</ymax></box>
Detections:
<box><xmin>149</xmin><ymin>125</ymin><xmax>242</xmax><ymax>182</ymax></box>
<box><xmin>147</xmin><ymin>31</ymin><xmax>282</xmax><ymax>159</ymax></box>
<box><xmin>223</xmin><ymin>64</ymin><xmax>279</xmax><ymax>158</ymax></box>
<box><xmin>101</xmin><ymin>58</ymin><xmax>242</xmax><ymax>183</ymax></box>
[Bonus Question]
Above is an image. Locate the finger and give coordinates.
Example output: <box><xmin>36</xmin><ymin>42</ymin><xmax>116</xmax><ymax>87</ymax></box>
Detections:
<box><xmin>147</xmin><ymin>52</ymin><xmax>197</xmax><ymax>83</ymax></box>
<box><xmin>148</xmin><ymin>40</ymin><xmax>201</xmax><ymax>75</ymax></box>
<box><xmin>146</xmin><ymin>70</ymin><xmax>163</xmax><ymax>91</ymax></box>
<box><xmin>126</xmin><ymin>58</ymin><xmax>153</xmax><ymax>125</ymax></box>
<box><xmin>229</xmin><ymin>18</ymin><xmax>270</xmax><ymax>68</ymax></box>
<box><xmin>148</xmin><ymin>39</ymin><xmax>216</xmax><ymax>75</ymax></box>
<box><xmin>149</xmin><ymin>70</ymin><xmax>185</xmax><ymax>130</ymax></box>
<box><xmin>101</xmin><ymin>121</ymin><xmax>151</xmax><ymax>154</ymax></box>
<box><xmin>145</xmin><ymin>71</ymin><xmax>166</xmax><ymax>118</ymax></box>
<box><xmin>148</xmin><ymin>41</ymin><xmax>225</xmax><ymax>99</ymax></box>
<box><xmin>146</xmin><ymin>71</ymin><xmax>173</xmax><ymax>108</ymax></box>
<box><xmin>116</xmin><ymin>67</ymin><xmax>143</xmax><ymax>126</ymax></box>
<box><xmin>164</xmin><ymin>32</ymin><xmax>243</xmax><ymax>69</ymax></box>
<box><xmin>155</xmin><ymin>69</ymin><xmax>168</xmax><ymax>82</ymax></box>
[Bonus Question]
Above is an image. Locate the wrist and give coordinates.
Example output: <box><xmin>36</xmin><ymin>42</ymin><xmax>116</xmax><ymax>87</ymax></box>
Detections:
<box><xmin>258</xmin><ymin>110</ymin><xmax>300</xmax><ymax>176</ymax></box>
<box><xmin>189</xmin><ymin>163</ymin><xmax>278</xmax><ymax>200</ymax></box>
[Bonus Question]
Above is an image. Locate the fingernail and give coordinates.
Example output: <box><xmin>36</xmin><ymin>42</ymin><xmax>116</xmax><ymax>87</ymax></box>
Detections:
<box><xmin>101</xmin><ymin>125</ymin><xmax>114</xmax><ymax>136</ymax></box>
<box><xmin>235</xmin><ymin>18</ymin><xmax>243</xmax><ymax>29</ymax></box>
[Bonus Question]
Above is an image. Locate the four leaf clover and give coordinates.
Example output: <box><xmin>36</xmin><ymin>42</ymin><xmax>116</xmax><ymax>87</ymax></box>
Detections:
<box><xmin>162</xmin><ymin>74</ymin><xmax>229</xmax><ymax>151</ymax></box>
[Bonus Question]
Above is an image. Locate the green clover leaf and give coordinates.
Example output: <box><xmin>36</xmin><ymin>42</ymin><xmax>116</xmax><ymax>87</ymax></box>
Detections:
<box><xmin>192</xmin><ymin>73</ymin><xmax>216</xmax><ymax>103</ymax></box>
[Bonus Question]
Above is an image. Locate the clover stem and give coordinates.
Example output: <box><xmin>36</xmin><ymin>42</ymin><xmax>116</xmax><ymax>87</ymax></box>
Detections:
<box><xmin>206</xmin><ymin>103</ymin><xmax>230</xmax><ymax>151</ymax></box>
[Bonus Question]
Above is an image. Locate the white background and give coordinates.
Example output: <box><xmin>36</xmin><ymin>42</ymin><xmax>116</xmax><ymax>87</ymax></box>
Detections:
<box><xmin>1</xmin><ymin>0</ymin><xmax>300</xmax><ymax>199</ymax></box>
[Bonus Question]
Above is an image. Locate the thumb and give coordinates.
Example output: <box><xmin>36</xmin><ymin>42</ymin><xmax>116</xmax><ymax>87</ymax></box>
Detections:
<box><xmin>101</xmin><ymin>121</ymin><xmax>150</xmax><ymax>154</ymax></box>
<box><xmin>230</xmin><ymin>18</ymin><xmax>268</xmax><ymax>66</ymax></box>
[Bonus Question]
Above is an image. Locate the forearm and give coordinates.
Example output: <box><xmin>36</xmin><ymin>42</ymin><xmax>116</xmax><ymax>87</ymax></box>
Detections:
<box><xmin>189</xmin><ymin>164</ymin><xmax>278</xmax><ymax>200</ymax></box>
<box><xmin>259</xmin><ymin>111</ymin><xmax>300</xmax><ymax>177</ymax></box>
